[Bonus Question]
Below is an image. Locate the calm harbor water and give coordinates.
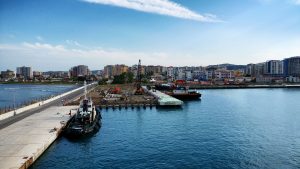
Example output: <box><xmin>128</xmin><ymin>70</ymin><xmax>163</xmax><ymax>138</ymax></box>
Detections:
<box><xmin>31</xmin><ymin>89</ymin><xmax>300</xmax><ymax>169</ymax></box>
<box><xmin>0</xmin><ymin>84</ymin><xmax>76</xmax><ymax>109</ymax></box>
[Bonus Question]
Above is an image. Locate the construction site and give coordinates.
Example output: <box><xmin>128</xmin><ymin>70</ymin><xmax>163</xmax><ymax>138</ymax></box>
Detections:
<box><xmin>66</xmin><ymin>60</ymin><xmax>158</xmax><ymax>108</ymax></box>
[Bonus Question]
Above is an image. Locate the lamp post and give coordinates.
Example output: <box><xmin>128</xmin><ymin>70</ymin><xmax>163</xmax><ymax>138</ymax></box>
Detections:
<box><xmin>13</xmin><ymin>89</ymin><xmax>16</xmax><ymax>116</ymax></box>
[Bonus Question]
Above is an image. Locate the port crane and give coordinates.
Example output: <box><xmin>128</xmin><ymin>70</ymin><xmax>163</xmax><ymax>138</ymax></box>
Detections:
<box><xmin>134</xmin><ymin>59</ymin><xmax>143</xmax><ymax>95</ymax></box>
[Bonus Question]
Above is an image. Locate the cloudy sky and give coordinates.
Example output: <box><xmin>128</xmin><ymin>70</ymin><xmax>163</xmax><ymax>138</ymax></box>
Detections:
<box><xmin>0</xmin><ymin>0</ymin><xmax>300</xmax><ymax>71</ymax></box>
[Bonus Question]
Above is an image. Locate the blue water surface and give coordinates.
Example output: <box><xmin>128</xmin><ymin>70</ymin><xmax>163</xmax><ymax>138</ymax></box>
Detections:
<box><xmin>0</xmin><ymin>84</ymin><xmax>76</xmax><ymax>108</ymax></box>
<box><xmin>31</xmin><ymin>89</ymin><xmax>300</xmax><ymax>169</ymax></box>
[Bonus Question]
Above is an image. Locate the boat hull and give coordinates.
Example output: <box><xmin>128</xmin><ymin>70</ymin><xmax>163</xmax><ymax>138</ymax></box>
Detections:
<box><xmin>169</xmin><ymin>93</ymin><xmax>201</xmax><ymax>100</ymax></box>
<box><xmin>64</xmin><ymin>109</ymin><xmax>102</xmax><ymax>138</ymax></box>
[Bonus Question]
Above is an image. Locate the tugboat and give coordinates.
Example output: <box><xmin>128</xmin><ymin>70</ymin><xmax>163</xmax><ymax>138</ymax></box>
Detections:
<box><xmin>165</xmin><ymin>86</ymin><xmax>201</xmax><ymax>100</ymax></box>
<box><xmin>64</xmin><ymin>81</ymin><xmax>101</xmax><ymax>138</ymax></box>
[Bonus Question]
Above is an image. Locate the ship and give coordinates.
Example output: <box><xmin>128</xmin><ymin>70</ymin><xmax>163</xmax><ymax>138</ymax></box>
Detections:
<box><xmin>164</xmin><ymin>86</ymin><xmax>202</xmax><ymax>100</ymax></box>
<box><xmin>64</xmin><ymin>82</ymin><xmax>101</xmax><ymax>138</ymax></box>
<box><xmin>154</xmin><ymin>83</ymin><xmax>175</xmax><ymax>91</ymax></box>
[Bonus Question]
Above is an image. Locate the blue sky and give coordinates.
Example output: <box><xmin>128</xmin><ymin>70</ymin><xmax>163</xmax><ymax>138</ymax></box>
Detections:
<box><xmin>0</xmin><ymin>0</ymin><xmax>300</xmax><ymax>71</ymax></box>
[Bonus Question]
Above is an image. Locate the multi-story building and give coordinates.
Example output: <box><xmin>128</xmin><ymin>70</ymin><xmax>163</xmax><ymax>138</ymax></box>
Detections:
<box><xmin>185</xmin><ymin>70</ymin><xmax>193</xmax><ymax>80</ymax></box>
<box><xmin>144</xmin><ymin>65</ymin><xmax>163</xmax><ymax>75</ymax></box>
<box><xmin>176</xmin><ymin>67</ymin><xmax>185</xmax><ymax>80</ymax></box>
<box><xmin>104</xmin><ymin>64</ymin><xmax>129</xmax><ymax>78</ymax></box>
<box><xmin>0</xmin><ymin>69</ymin><xmax>15</xmax><ymax>80</ymax></box>
<box><xmin>161</xmin><ymin>67</ymin><xmax>168</xmax><ymax>76</ymax></box>
<box><xmin>115</xmin><ymin>64</ymin><xmax>129</xmax><ymax>75</ymax></box>
<box><xmin>284</xmin><ymin>56</ymin><xmax>300</xmax><ymax>77</ymax></box>
<box><xmin>192</xmin><ymin>70</ymin><xmax>206</xmax><ymax>81</ymax></box>
<box><xmin>206</xmin><ymin>67</ymin><xmax>217</xmax><ymax>80</ymax></box>
<box><xmin>246</xmin><ymin>64</ymin><xmax>256</xmax><ymax>77</ymax></box>
<box><xmin>33</xmin><ymin>71</ymin><xmax>42</xmax><ymax>78</ymax></box>
<box><xmin>254</xmin><ymin>63</ymin><xmax>264</xmax><ymax>77</ymax></box>
<box><xmin>70</xmin><ymin>65</ymin><xmax>90</xmax><ymax>78</ymax></box>
<box><xmin>16</xmin><ymin>66</ymin><xmax>33</xmax><ymax>79</ymax></box>
<box><xmin>103</xmin><ymin>65</ymin><xmax>114</xmax><ymax>78</ymax></box>
<box><xmin>167</xmin><ymin>67</ymin><xmax>175</xmax><ymax>81</ymax></box>
<box><xmin>43</xmin><ymin>71</ymin><xmax>70</xmax><ymax>78</ymax></box>
<box><xmin>264</xmin><ymin>60</ymin><xmax>283</xmax><ymax>76</ymax></box>
<box><xmin>215</xmin><ymin>69</ymin><xmax>235</xmax><ymax>80</ymax></box>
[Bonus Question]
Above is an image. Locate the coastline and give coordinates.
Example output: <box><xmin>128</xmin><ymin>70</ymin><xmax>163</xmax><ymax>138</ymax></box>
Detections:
<box><xmin>189</xmin><ymin>84</ymin><xmax>300</xmax><ymax>89</ymax></box>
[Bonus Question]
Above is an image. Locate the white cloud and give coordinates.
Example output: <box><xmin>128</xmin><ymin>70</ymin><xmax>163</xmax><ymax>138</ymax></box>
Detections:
<box><xmin>65</xmin><ymin>40</ymin><xmax>81</xmax><ymax>47</ymax></box>
<box><xmin>36</xmin><ymin>36</ymin><xmax>44</xmax><ymax>41</ymax></box>
<box><xmin>22</xmin><ymin>42</ymin><xmax>65</xmax><ymax>51</ymax></box>
<box><xmin>292</xmin><ymin>0</ymin><xmax>300</xmax><ymax>4</ymax></box>
<box><xmin>81</xmin><ymin>0</ymin><xmax>221</xmax><ymax>22</ymax></box>
<box><xmin>0</xmin><ymin>42</ymin><xmax>174</xmax><ymax>70</ymax></box>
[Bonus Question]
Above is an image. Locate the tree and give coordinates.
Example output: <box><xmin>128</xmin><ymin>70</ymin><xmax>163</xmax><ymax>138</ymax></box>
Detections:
<box><xmin>127</xmin><ymin>72</ymin><xmax>134</xmax><ymax>83</ymax></box>
<box><xmin>98</xmin><ymin>78</ymin><xmax>108</xmax><ymax>85</ymax></box>
<box><xmin>112</xmin><ymin>72</ymin><xmax>136</xmax><ymax>84</ymax></box>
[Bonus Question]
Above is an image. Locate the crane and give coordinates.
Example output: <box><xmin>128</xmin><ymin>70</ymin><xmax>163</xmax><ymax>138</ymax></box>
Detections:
<box><xmin>134</xmin><ymin>59</ymin><xmax>144</xmax><ymax>95</ymax></box>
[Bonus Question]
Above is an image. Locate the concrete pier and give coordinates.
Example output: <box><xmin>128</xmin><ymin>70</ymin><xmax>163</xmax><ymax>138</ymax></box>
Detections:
<box><xmin>0</xmin><ymin>106</ymin><xmax>76</xmax><ymax>169</ymax></box>
<box><xmin>142</xmin><ymin>86</ymin><xmax>183</xmax><ymax>106</ymax></box>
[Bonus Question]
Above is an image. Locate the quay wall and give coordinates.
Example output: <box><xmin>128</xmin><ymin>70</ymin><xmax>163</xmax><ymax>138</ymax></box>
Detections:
<box><xmin>0</xmin><ymin>83</ymin><xmax>95</xmax><ymax>121</ymax></box>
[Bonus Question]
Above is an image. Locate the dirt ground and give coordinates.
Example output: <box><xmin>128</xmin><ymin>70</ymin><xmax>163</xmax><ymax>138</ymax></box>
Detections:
<box><xmin>66</xmin><ymin>84</ymin><xmax>157</xmax><ymax>106</ymax></box>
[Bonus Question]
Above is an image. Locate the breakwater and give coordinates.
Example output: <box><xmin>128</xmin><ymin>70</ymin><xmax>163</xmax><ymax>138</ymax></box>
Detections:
<box><xmin>0</xmin><ymin>83</ymin><xmax>93</xmax><ymax>121</ymax></box>
<box><xmin>0</xmin><ymin>84</ymin><xmax>77</xmax><ymax>114</ymax></box>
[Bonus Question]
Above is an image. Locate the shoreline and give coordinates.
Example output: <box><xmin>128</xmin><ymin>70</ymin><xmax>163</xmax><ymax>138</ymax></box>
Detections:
<box><xmin>189</xmin><ymin>84</ymin><xmax>300</xmax><ymax>89</ymax></box>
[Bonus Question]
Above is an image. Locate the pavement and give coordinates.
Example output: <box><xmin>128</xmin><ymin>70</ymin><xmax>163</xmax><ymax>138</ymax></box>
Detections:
<box><xmin>0</xmin><ymin>106</ymin><xmax>77</xmax><ymax>169</ymax></box>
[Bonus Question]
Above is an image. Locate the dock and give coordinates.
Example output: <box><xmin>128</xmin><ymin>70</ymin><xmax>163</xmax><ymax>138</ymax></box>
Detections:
<box><xmin>0</xmin><ymin>106</ymin><xmax>76</xmax><ymax>169</ymax></box>
<box><xmin>142</xmin><ymin>86</ymin><xmax>183</xmax><ymax>106</ymax></box>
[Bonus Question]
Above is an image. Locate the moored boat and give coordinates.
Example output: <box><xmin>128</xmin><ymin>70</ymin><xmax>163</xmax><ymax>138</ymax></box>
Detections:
<box><xmin>164</xmin><ymin>86</ymin><xmax>201</xmax><ymax>100</ymax></box>
<box><xmin>64</xmin><ymin>82</ymin><xmax>101</xmax><ymax>138</ymax></box>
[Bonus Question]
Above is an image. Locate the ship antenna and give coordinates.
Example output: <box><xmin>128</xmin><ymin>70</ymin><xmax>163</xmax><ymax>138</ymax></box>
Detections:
<box><xmin>84</xmin><ymin>80</ymin><xmax>87</xmax><ymax>99</ymax></box>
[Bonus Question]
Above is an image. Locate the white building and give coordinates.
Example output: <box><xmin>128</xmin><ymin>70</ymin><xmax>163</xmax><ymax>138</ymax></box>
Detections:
<box><xmin>215</xmin><ymin>70</ymin><xmax>235</xmax><ymax>80</ymax></box>
<box><xmin>167</xmin><ymin>67</ymin><xmax>175</xmax><ymax>81</ymax></box>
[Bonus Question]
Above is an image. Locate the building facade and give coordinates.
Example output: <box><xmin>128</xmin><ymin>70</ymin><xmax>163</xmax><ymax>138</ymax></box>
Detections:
<box><xmin>264</xmin><ymin>60</ymin><xmax>283</xmax><ymax>76</ymax></box>
<box><xmin>16</xmin><ymin>66</ymin><xmax>33</xmax><ymax>79</ymax></box>
<box><xmin>70</xmin><ymin>65</ymin><xmax>90</xmax><ymax>78</ymax></box>
<box><xmin>284</xmin><ymin>56</ymin><xmax>300</xmax><ymax>77</ymax></box>
<box><xmin>0</xmin><ymin>69</ymin><xmax>15</xmax><ymax>80</ymax></box>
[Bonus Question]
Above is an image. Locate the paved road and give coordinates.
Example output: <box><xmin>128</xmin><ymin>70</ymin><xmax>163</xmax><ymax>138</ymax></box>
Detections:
<box><xmin>0</xmin><ymin>84</ymin><xmax>95</xmax><ymax>129</ymax></box>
